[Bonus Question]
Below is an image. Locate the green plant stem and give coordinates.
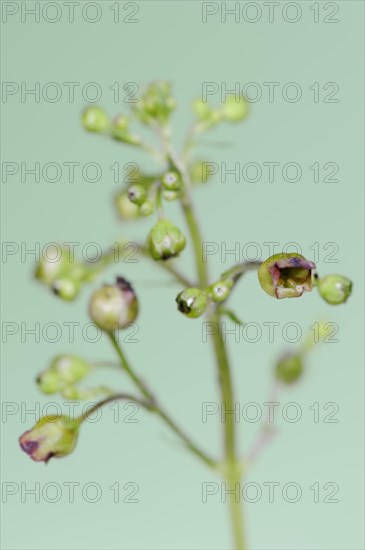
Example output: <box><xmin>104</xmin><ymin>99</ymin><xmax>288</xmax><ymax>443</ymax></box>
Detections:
<box><xmin>107</xmin><ymin>331</ymin><xmax>152</xmax><ymax>400</ymax></box>
<box><xmin>160</xmin><ymin>125</ymin><xmax>246</xmax><ymax>548</ymax></box>
<box><xmin>209</xmin><ymin>310</ymin><xmax>246</xmax><ymax>550</ymax></box>
<box><xmin>155</xmin><ymin>184</ymin><xmax>165</xmax><ymax>219</ymax></box>
<box><xmin>79</xmin><ymin>393</ymin><xmax>153</xmax><ymax>423</ymax></box>
<box><xmin>107</xmin><ymin>332</ymin><xmax>216</xmax><ymax>468</ymax></box>
<box><xmin>181</xmin><ymin>198</ymin><xmax>209</xmax><ymax>288</ymax></box>
<box><xmin>179</xmin><ymin>186</ymin><xmax>246</xmax><ymax>549</ymax></box>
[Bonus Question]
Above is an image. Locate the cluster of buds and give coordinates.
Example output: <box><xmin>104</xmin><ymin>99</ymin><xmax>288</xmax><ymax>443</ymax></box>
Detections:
<box><xmin>115</xmin><ymin>164</ymin><xmax>211</xmax><ymax>222</ymax></box>
<box><xmin>20</xmin><ymin>81</ymin><xmax>354</xmax><ymax>472</ymax></box>
<box><xmin>36</xmin><ymin>354</ymin><xmax>91</xmax><ymax>395</ymax></box>
<box><xmin>111</xmin><ymin>114</ymin><xmax>141</xmax><ymax>145</ymax></box>
<box><xmin>133</xmin><ymin>81</ymin><xmax>176</xmax><ymax>126</ymax></box>
<box><xmin>82</xmin><ymin>106</ymin><xmax>141</xmax><ymax>146</ymax></box>
<box><xmin>176</xmin><ymin>279</ymin><xmax>233</xmax><ymax>319</ymax></box>
<box><xmin>35</xmin><ymin>245</ymin><xmax>89</xmax><ymax>301</ymax></box>
<box><xmin>193</xmin><ymin>95</ymin><xmax>248</xmax><ymax>131</ymax></box>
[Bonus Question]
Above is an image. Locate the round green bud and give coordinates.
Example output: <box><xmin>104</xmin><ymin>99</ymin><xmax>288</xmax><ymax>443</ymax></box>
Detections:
<box><xmin>208</xmin><ymin>279</ymin><xmax>233</xmax><ymax>302</ymax></box>
<box><xmin>35</xmin><ymin>245</ymin><xmax>70</xmax><ymax>286</ymax></box>
<box><xmin>114</xmin><ymin>191</ymin><xmax>139</xmax><ymax>220</ymax></box>
<box><xmin>51</xmin><ymin>355</ymin><xmax>91</xmax><ymax>383</ymax></box>
<box><xmin>222</xmin><ymin>97</ymin><xmax>248</xmax><ymax>122</ymax></box>
<box><xmin>128</xmin><ymin>184</ymin><xmax>147</xmax><ymax>206</ymax></box>
<box><xmin>52</xmin><ymin>277</ymin><xmax>80</xmax><ymax>301</ymax></box>
<box><xmin>317</xmin><ymin>274</ymin><xmax>352</xmax><ymax>305</ymax></box>
<box><xmin>176</xmin><ymin>288</ymin><xmax>208</xmax><ymax>319</ymax></box>
<box><xmin>162</xmin><ymin>189</ymin><xmax>181</xmax><ymax>202</ymax></box>
<box><xmin>81</xmin><ymin>106</ymin><xmax>109</xmax><ymax>133</ymax></box>
<box><xmin>138</xmin><ymin>200</ymin><xmax>154</xmax><ymax>217</ymax></box>
<box><xmin>161</xmin><ymin>171</ymin><xmax>181</xmax><ymax>191</ymax></box>
<box><xmin>276</xmin><ymin>354</ymin><xmax>304</xmax><ymax>384</ymax></box>
<box><xmin>190</xmin><ymin>160</ymin><xmax>211</xmax><ymax>185</ymax></box>
<box><xmin>258</xmin><ymin>253</ymin><xmax>316</xmax><ymax>299</ymax></box>
<box><xmin>19</xmin><ymin>415</ymin><xmax>80</xmax><ymax>463</ymax></box>
<box><xmin>36</xmin><ymin>369</ymin><xmax>60</xmax><ymax>394</ymax></box>
<box><xmin>112</xmin><ymin>128</ymin><xmax>141</xmax><ymax>145</ymax></box>
<box><xmin>192</xmin><ymin>99</ymin><xmax>212</xmax><ymax>120</ymax></box>
<box><xmin>89</xmin><ymin>277</ymin><xmax>138</xmax><ymax>332</ymax></box>
<box><xmin>147</xmin><ymin>219</ymin><xmax>186</xmax><ymax>261</ymax></box>
<box><xmin>113</xmin><ymin>114</ymin><xmax>129</xmax><ymax>131</ymax></box>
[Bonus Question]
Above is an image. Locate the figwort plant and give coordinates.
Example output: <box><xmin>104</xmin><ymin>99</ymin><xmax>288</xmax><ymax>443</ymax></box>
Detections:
<box><xmin>20</xmin><ymin>82</ymin><xmax>352</xmax><ymax>549</ymax></box>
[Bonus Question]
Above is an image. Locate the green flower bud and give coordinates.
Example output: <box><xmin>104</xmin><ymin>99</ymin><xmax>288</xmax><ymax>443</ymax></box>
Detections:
<box><xmin>61</xmin><ymin>385</ymin><xmax>112</xmax><ymax>400</ymax></box>
<box><xmin>114</xmin><ymin>191</ymin><xmax>139</xmax><ymax>220</ymax></box>
<box><xmin>275</xmin><ymin>354</ymin><xmax>304</xmax><ymax>384</ymax></box>
<box><xmin>112</xmin><ymin>128</ymin><xmax>141</xmax><ymax>146</ymax></box>
<box><xmin>128</xmin><ymin>184</ymin><xmax>147</xmax><ymax>206</ymax></box>
<box><xmin>89</xmin><ymin>277</ymin><xmax>138</xmax><ymax>331</ymax></box>
<box><xmin>192</xmin><ymin>99</ymin><xmax>212</xmax><ymax>120</ymax></box>
<box><xmin>147</xmin><ymin>219</ymin><xmax>186</xmax><ymax>261</ymax></box>
<box><xmin>19</xmin><ymin>415</ymin><xmax>79</xmax><ymax>463</ymax></box>
<box><xmin>302</xmin><ymin>320</ymin><xmax>336</xmax><ymax>352</ymax></box>
<box><xmin>208</xmin><ymin>279</ymin><xmax>233</xmax><ymax>302</ymax></box>
<box><xmin>317</xmin><ymin>274</ymin><xmax>352</xmax><ymax>305</ymax></box>
<box><xmin>176</xmin><ymin>288</ymin><xmax>208</xmax><ymax>319</ymax></box>
<box><xmin>113</xmin><ymin>114</ymin><xmax>129</xmax><ymax>131</ymax></box>
<box><xmin>37</xmin><ymin>354</ymin><xmax>91</xmax><ymax>394</ymax></box>
<box><xmin>35</xmin><ymin>245</ymin><xmax>70</xmax><ymax>285</ymax></box>
<box><xmin>81</xmin><ymin>106</ymin><xmax>109</xmax><ymax>133</ymax></box>
<box><xmin>138</xmin><ymin>200</ymin><xmax>154</xmax><ymax>217</ymax></box>
<box><xmin>134</xmin><ymin>81</ymin><xmax>175</xmax><ymax>126</ymax></box>
<box><xmin>222</xmin><ymin>96</ymin><xmax>248</xmax><ymax>122</ymax></box>
<box><xmin>162</xmin><ymin>189</ymin><xmax>181</xmax><ymax>202</ymax></box>
<box><xmin>258</xmin><ymin>253</ymin><xmax>316</xmax><ymax>299</ymax></box>
<box><xmin>161</xmin><ymin>171</ymin><xmax>181</xmax><ymax>191</ymax></box>
<box><xmin>190</xmin><ymin>161</ymin><xmax>212</xmax><ymax>185</ymax></box>
<box><xmin>52</xmin><ymin>276</ymin><xmax>80</xmax><ymax>301</ymax></box>
<box><xmin>36</xmin><ymin>369</ymin><xmax>60</xmax><ymax>394</ymax></box>
<box><xmin>195</xmin><ymin>108</ymin><xmax>223</xmax><ymax>130</ymax></box>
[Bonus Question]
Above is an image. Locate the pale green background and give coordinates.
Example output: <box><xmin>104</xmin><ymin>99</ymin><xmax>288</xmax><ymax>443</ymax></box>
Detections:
<box><xmin>1</xmin><ymin>1</ymin><xmax>364</xmax><ymax>549</ymax></box>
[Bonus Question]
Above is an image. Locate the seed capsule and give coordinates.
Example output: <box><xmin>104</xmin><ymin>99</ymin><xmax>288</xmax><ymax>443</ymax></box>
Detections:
<box><xmin>161</xmin><ymin>171</ymin><xmax>181</xmax><ymax>191</ymax></box>
<box><xmin>81</xmin><ymin>106</ymin><xmax>109</xmax><ymax>133</ymax></box>
<box><xmin>317</xmin><ymin>275</ymin><xmax>352</xmax><ymax>305</ymax></box>
<box><xmin>208</xmin><ymin>279</ymin><xmax>233</xmax><ymax>302</ymax></box>
<box><xmin>89</xmin><ymin>277</ymin><xmax>138</xmax><ymax>332</ymax></box>
<box><xmin>176</xmin><ymin>288</ymin><xmax>208</xmax><ymax>319</ymax></box>
<box><xmin>147</xmin><ymin>219</ymin><xmax>186</xmax><ymax>261</ymax></box>
<box><xmin>276</xmin><ymin>354</ymin><xmax>304</xmax><ymax>384</ymax></box>
<box><xmin>19</xmin><ymin>416</ymin><xmax>80</xmax><ymax>463</ymax></box>
<box><xmin>128</xmin><ymin>184</ymin><xmax>147</xmax><ymax>206</ymax></box>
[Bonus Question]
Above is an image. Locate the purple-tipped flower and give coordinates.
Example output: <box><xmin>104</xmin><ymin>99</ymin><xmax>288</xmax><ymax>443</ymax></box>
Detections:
<box><xmin>89</xmin><ymin>277</ymin><xmax>138</xmax><ymax>332</ymax></box>
<box><xmin>258</xmin><ymin>253</ymin><xmax>316</xmax><ymax>299</ymax></box>
<box><xmin>19</xmin><ymin>415</ymin><xmax>79</xmax><ymax>463</ymax></box>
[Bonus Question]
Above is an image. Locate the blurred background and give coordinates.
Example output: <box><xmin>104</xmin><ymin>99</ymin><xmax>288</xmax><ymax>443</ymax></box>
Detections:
<box><xmin>1</xmin><ymin>1</ymin><xmax>364</xmax><ymax>548</ymax></box>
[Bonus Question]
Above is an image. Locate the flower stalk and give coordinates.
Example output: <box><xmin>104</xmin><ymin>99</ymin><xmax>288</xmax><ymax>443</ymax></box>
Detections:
<box><xmin>21</xmin><ymin>81</ymin><xmax>353</xmax><ymax>550</ymax></box>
